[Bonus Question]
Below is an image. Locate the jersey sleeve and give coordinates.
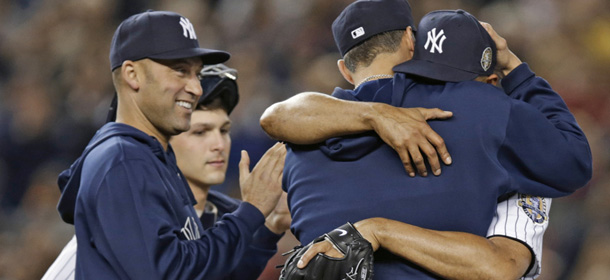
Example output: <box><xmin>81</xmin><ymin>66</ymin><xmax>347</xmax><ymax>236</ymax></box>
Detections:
<box><xmin>499</xmin><ymin>63</ymin><xmax>592</xmax><ymax>197</ymax></box>
<box><xmin>487</xmin><ymin>193</ymin><xmax>552</xmax><ymax>279</ymax></box>
<box><xmin>42</xmin><ymin>235</ymin><xmax>77</xmax><ymax>280</ymax></box>
<box><xmin>226</xmin><ymin>226</ymin><xmax>283</xmax><ymax>279</ymax></box>
<box><xmin>198</xmin><ymin>191</ymin><xmax>282</xmax><ymax>280</ymax></box>
<box><xmin>89</xmin><ymin>160</ymin><xmax>265</xmax><ymax>279</ymax></box>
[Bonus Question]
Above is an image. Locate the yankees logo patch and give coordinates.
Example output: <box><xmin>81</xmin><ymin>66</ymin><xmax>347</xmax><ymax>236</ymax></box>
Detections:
<box><xmin>425</xmin><ymin>28</ymin><xmax>446</xmax><ymax>54</ymax></box>
<box><xmin>517</xmin><ymin>194</ymin><xmax>548</xmax><ymax>224</ymax></box>
<box><xmin>179</xmin><ymin>17</ymin><xmax>197</xmax><ymax>40</ymax></box>
<box><xmin>181</xmin><ymin>216</ymin><xmax>201</xmax><ymax>240</ymax></box>
<box><xmin>481</xmin><ymin>47</ymin><xmax>492</xmax><ymax>71</ymax></box>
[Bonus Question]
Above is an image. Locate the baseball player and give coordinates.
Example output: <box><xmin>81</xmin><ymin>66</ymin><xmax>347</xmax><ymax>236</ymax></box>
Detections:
<box><xmin>44</xmin><ymin>64</ymin><xmax>290</xmax><ymax>280</ymax></box>
<box><xmin>261</xmin><ymin>1</ymin><xmax>591</xmax><ymax>279</ymax></box>
<box><xmin>55</xmin><ymin>11</ymin><xmax>287</xmax><ymax>279</ymax></box>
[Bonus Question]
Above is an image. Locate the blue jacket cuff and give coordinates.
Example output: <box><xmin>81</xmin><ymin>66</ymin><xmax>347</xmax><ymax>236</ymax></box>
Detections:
<box><xmin>233</xmin><ymin>202</ymin><xmax>266</xmax><ymax>234</ymax></box>
<box><xmin>501</xmin><ymin>63</ymin><xmax>535</xmax><ymax>95</ymax></box>
<box><xmin>252</xmin><ymin>226</ymin><xmax>284</xmax><ymax>250</ymax></box>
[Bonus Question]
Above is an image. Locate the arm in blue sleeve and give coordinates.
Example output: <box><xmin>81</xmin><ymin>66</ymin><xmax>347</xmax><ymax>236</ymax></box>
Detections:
<box><xmin>502</xmin><ymin>63</ymin><xmax>591</xmax><ymax>146</ymax></box>
<box><xmin>499</xmin><ymin>64</ymin><xmax>592</xmax><ymax>196</ymax></box>
<box><xmin>95</xmin><ymin>161</ymin><xmax>265</xmax><ymax>280</ymax></box>
<box><xmin>225</xmin><ymin>226</ymin><xmax>283</xmax><ymax>279</ymax></box>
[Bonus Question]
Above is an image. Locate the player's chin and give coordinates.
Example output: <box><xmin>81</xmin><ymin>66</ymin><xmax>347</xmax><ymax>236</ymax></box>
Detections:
<box><xmin>202</xmin><ymin>171</ymin><xmax>226</xmax><ymax>186</ymax></box>
<box><xmin>170</xmin><ymin>118</ymin><xmax>192</xmax><ymax>134</ymax></box>
<box><xmin>206</xmin><ymin>175</ymin><xmax>225</xmax><ymax>186</ymax></box>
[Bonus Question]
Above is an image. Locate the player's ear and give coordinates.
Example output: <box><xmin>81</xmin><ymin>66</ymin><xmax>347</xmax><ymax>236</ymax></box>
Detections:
<box><xmin>484</xmin><ymin>73</ymin><xmax>499</xmax><ymax>86</ymax></box>
<box><xmin>404</xmin><ymin>26</ymin><xmax>415</xmax><ymax>55</ymax></box>
<box><xmin>337</xmin><ymin>59</ymin><xmax>355</xmax><ymax>85</ymax></box>
<box><xmin>121</xmin><ymin>60</ymin><xmax>140</xmax><ymax>91</ymax></box>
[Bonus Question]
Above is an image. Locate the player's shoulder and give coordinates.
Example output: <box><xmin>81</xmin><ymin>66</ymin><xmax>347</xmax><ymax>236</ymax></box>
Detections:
<box><xmin>87</xmin><ymin>135</ymin><xmax>144</xmax><ymax>164</ymax></box>
<box><xmin>444</xmin><ymin>81</ymin><xmax>515</xmax><ymax>113</ymax></box>
<box><xmin>401</xmin><ymin>75</ymin><xmax>507</xmax><ymax>101</ymax></box>
<box><xmin>207</xmin><ymin>190</ymin><xmax>241</xmax><ymax>212</ymax></box>
<box><xmin>89</xmin><ymin>124</ymin><xmax>165</xmax><ymax>165</ymax></box>
<box><xmin>79</xmin><ymin>136</ymin><xmax>146</xmax><ymax>186</ymax></box>
<box><xmin>451</xmin><ymin>80</ymin><xmax>506</xmax><ymax>98</ymax></box>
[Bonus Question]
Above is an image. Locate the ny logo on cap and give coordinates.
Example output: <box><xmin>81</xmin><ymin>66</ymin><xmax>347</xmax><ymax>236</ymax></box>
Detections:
<box><xmin>424</xmin><ymin>28</ymin><xmax>446</xmax><ymax>54</ymax></box>
<box><xmin>179</xmin><ymin>17</ymin><xmax>197</xmax><ymax>40</ymax></box>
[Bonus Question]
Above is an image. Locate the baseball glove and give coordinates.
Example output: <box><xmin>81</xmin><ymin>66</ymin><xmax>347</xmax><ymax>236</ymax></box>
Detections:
<box><xmin>279</xmin><ymin>222</ymin><xmax>374</xmax><ymax>280</ymax></box>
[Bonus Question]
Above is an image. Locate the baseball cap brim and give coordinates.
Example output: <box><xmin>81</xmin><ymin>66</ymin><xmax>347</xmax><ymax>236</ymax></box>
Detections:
<box><xmin>148</xmin><ymin>47</ymin><xmax>230</xmax><ymax>65</ymax></box>
<box><xmin>393</xmin><ymin>59</ymin><xmax>479</xmax><ymax>83</ymax></box>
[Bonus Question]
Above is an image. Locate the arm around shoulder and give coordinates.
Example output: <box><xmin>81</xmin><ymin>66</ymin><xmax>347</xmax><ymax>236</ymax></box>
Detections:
<box><xmin>260</xmin><ymin>91</ymin><xmax>453</xmax><ymax>176</ymax></box>
<box><xmin>260</xmin><ymin>91</ymin><xmax>376</xmax><ymax>144</ymax></box>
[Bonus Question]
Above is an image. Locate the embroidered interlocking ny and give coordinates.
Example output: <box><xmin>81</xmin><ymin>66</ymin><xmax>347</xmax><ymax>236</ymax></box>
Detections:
<box><xmin>179</xmin><ymin>17</ymin><xmax>197</xmax><ymax>40</ymax></box>
<box><xmin>424</xmin><ymin>28</ymin><xmax>446</xmax><ymax>54</ymax></box>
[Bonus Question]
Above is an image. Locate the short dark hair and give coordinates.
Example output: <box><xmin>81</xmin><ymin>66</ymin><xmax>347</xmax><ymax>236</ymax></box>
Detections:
<box><xmin>196</xmin><ymin>95</ymin><xmax>228</xmax><ymax>113</ymax></box>
<box><xmin>343</xmin><ymin>30</ymin><xmax>405</xmax><ymax>73</ymax></box>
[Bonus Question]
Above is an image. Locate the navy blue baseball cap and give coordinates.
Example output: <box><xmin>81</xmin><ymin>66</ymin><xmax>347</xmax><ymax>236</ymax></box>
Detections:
<box><xmin>393</xmin><ymin>9</ymin><xmax>496</xmax><ymax>82</ymax></box>
<box><xmin>109</xmin><ymin>10</ymin><xmax>230</xmax><ymax>71</ymax></box>
<box><xmin>332</xmin><ymin>0</ymin><xmax>416</xmax><ymax>57</ymax></box>
<box><xmin>197</xmin><ymin>64</ymin><xmax>239</xmax><ymax>115</ymax></box>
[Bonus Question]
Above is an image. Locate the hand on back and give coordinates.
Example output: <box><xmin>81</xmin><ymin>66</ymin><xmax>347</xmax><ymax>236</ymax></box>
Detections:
<box><xmin>369</xmin><ymin>104</ymin><xmax>453</xmax><ymax>177</ymax></box>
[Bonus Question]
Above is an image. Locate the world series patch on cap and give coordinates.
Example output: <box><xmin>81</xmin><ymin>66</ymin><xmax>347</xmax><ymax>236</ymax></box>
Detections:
<box><xmin>393</xmin><ymin>9</ymin><xmax>497</xmax><ymax>82</ymax></box>
<box><xmin>109</xmin><ymin>10</ymin><xmax>230</xmax><ymax>71</ymax></box>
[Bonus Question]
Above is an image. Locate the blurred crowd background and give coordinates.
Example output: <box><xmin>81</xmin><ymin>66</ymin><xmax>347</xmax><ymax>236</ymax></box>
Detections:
<box><xmin>0</xmin><ymin>0</ymin><xmax>608</xmax><ymax>279</ymax></box>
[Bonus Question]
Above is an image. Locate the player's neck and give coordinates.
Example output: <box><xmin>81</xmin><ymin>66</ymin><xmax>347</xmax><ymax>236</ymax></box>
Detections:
<box><xmin>189</xmin><ymin>181</ymin><xmax>211</xmax><ymax>212</ymax></box>
<box><xmin>352</xmin><ymin>54</ymin><xmax>401</xmax><ymax>88</ymax></box>
<box><xmin>115</xmin><ymin>97</ymin><xmax>170</xmax><ymax>150</ymax></box>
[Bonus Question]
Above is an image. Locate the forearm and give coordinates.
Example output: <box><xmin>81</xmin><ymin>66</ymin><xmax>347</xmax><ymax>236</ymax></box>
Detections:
<box><xmin>260</xmin><ymin>92</ymin><xmax>377</xmax><ymax>144</ymax></box>
<box><xmin>228</xmin><ymin>226</ymin><xmax>282</xmax><ymax>280</ymax></box>
<box><xmin>503</xmin><ymin>64</ymin><xmax>588</xmax><ymax>141</ymax></box>
<box><xmin>500</xmin><ymin>68</ymin><xmax>592</xmax><ymax>194</ymax></box>
<box><xmin>356</xmin><ymin>218</ymin><xmax>530</xmax><ymax>280</ymax></box>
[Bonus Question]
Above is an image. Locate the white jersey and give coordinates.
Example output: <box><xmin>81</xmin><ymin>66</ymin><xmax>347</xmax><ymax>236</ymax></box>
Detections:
<box><xmin>43</xmin><ymin>193</ymin><xmax>551</xmax><ymax>280</ymax></box>
<box><xmin>487</xmin><ymin>193</ymin><xmax>552</xmax><ymax>280</ymax></box>
<box><xmin>41</xmin><ymin>235</ymin><xmax>76</xmax><ymax>280</ymax></box>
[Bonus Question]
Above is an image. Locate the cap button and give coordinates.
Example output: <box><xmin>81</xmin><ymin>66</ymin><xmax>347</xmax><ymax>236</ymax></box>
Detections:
<box><xmin>457</xmin><ymin>9</ymin><xmax>465</xmax><ymax>14</ymax></box>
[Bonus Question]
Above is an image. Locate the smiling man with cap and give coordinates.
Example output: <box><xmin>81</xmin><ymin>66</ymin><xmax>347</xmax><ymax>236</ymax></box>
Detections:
<box><xmin>55</xmin><ymin>10</ymin><xmax>287</xmax><ymax>279</ymax></box>
<box><xmin>264</xmin><ymin>4</ymin><xmax>591</xmax><ymax>279</ymax></box>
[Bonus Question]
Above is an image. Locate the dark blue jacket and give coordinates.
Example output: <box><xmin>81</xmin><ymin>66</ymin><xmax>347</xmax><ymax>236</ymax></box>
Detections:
<box><xmin>57</xmin><ymin>122</ymin><xmax>280</xmax><ymax>280</ymax></box>
<box><xmin>283</xmin><ymin>64</ymin><xmax>591</xmax><ymax>279</ymax></box>
<box><xmin>205</xmin><ymin>190</ymin><xmax>283</xmax><ymax>279</ymax></box>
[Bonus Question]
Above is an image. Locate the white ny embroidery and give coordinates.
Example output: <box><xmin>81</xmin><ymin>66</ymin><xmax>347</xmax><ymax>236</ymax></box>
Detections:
<box><xmin>181</xmin><ymin>216</ymin><xmax>201</xmax><ymax>240</ymax></box>
<box><xmin>179</xmin><ymin>17</ymin><xmax>197</xmax><ymax>40</ymax></box>
<box><xmin>424</xmin><ymin>28</ymin><xmax>446</xmax><ymax>54</ymax></box>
